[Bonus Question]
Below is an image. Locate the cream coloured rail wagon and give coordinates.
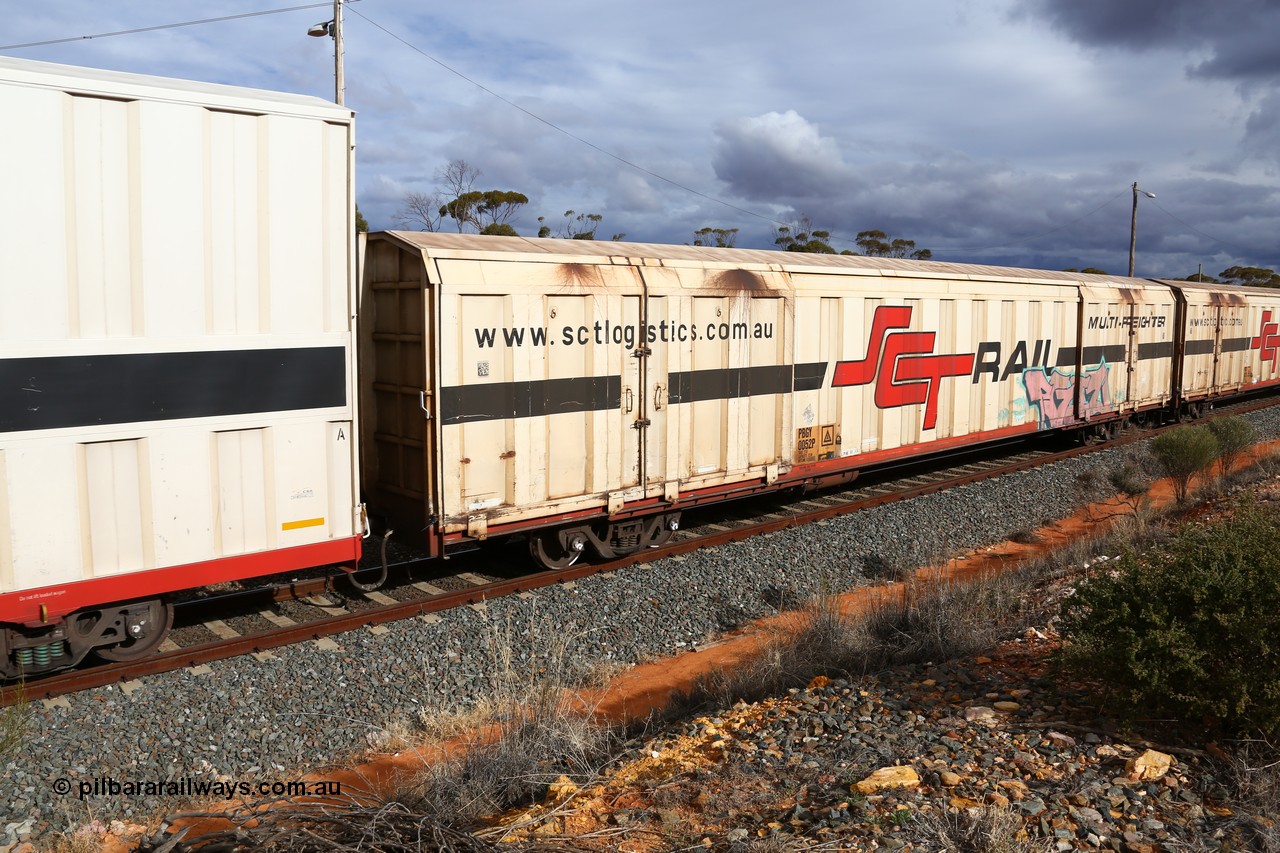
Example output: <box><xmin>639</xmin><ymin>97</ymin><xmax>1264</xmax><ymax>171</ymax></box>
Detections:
<box><xmin>360</xmin><ymin>232</ymin><xmax>1263</xmax><ymax>570</ymax></box>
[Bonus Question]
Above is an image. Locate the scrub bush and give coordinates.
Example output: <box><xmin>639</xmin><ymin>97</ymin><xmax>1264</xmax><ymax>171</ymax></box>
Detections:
<box><xmin>1208</xmin><ymin>415</ymin><xmax>1258</xmax><ymax>477</ymax></box>
<box><xmin>1149</xmin><ymin>425</ymin><xmax>1219</xmax><ymax>502</ymax></box>
<box><xmin>1059</xmin><ymin>500</ymin><xmax>1280</xmax><ymax>736</ymax></box>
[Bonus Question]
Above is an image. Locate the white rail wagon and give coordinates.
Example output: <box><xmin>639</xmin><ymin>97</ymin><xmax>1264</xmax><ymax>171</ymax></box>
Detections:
<box><xmin>0</xmin><ymin>58</ymin><xmax>360</xmax><ymax>676</ymax></box>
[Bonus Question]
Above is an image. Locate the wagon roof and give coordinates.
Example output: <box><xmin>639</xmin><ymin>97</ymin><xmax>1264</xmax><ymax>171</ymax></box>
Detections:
<box><xmin>0</xmin><ymin>56</ymin><xmax>351</xmax><ymax>121</ymax></box>
<box><xmin>375</xmin><ymin>231</ymin><xmax>1177</xmax><ymax>288</ymax></box>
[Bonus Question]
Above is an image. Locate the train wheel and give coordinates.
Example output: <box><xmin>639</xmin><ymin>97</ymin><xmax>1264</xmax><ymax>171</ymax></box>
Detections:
<box><xmin>94</xmin><ymin>601</ymin><xmax>174</xmax><ymax>663</ymax></box>
<box><xmin>647</xmin><ymin>512</ymin><xmax>682</xmax><ymax>548</ymax></box>
<box><xmin>529</xmin><ymin>529</ymin><xmax>587</xmax><ymax>571</ymax></box>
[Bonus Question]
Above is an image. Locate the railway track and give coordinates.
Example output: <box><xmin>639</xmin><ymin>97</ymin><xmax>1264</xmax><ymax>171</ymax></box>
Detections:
<box><xmin>5</xmin><ymin>395</ymin><xmax>1276</xmax><ymax>707</ymax></box>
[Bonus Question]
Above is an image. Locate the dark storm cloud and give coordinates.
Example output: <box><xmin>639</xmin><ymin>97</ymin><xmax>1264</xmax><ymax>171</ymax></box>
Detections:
<box><xmin>1024</xmin><ymin>0</ymin><xmax>1280</xmax><ymax>168</ymax></box>
<box><xmin>1023</xmin><ymin>0</ymin><xmax>1280</xmax><ymax>80</ymax></box>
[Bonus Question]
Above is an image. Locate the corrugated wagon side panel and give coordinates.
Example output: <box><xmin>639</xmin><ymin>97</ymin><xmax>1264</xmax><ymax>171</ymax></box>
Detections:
<box><xmin>0</xmin><ymin>84</ymin><xmax>70</xmax><ymax>342</ymax></box>
<box><xmin>68</xmin><ymin>94</ymin><xmax>137</xmax><ymax>338</ymax></box>
<box><xmin>208</xmin><ymin>110</ymin><xmax>264</xmax><ymax>336</ymax></box>
<box><xmin>136</xmin><ymin>100</ymin><xmax>206</xmax><ymax>337</ymax></box>
<box><xmin>434</xmin><ymin>259</ymin><xmax>642</xmax><ymax>532</ymax></box>
<box><xmin>5</xmin><ymin>446</ymin><xmax>84</xmax><ymax>592</ymax></box>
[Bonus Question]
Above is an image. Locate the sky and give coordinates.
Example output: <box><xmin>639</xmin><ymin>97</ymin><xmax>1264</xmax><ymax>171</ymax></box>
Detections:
<box><xmin>5</xmin><ymin>0</ymin><xmax>1279</xmax><ymax>279</ymax></box>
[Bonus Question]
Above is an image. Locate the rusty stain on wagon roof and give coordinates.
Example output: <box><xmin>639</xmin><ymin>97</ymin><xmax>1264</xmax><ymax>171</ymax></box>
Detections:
<box><xmin>706</xmin><ymin>268</ymin><xmax>780</xmax><ymax>292</ymax></box>
<box><xmin>555</xmin><ymin>262</ymin><xmax>606</xmax><ymax>292</ymax></box>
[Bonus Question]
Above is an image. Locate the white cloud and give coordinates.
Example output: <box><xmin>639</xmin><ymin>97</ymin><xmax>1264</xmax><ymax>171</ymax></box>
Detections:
<box><xmin>712</xmin><ymin>111</ymin><xmax>854</xmax><ymax>201</ymax></box>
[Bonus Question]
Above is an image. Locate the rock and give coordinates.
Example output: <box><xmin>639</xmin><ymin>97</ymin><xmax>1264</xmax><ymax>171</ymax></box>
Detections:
<box><xmin>853</xmin><ymin>765</ymin><xmax>920</xmax><ymax>795</ymax></box>
<box><xmin>986</xmin><ymin>792</ymin><xmax>1011</xmax><ymax>807</ymax></box>
<box><xmin>998</xmin><ymin>779</ymin><xmax>1029</xmax><ymax>799</ymax></box>
<box><xmin>993</xmin><ymin>701</ymin><xmax>1021</xmax><ymax>712</ymax></box>
<box><xmin>1073</xmin><ymin>807</ymin><xmax>1105</xmax><ymax>824</ymax></box>
<box><xmin>1019</xmin><ymin>798</ymin><xmax>1047</xmax><ymax>816</ymax></box>
<box><xmin>1047</xmin><ymin>731</ymin><xmax>1078</xmax><ymax>748</ymax></box>
<box><xmin>964</xmin><ymin>706</ymin><xmax>997</xmax><ymax>723</ymax></box>
<box><xmin>1126</xmin><ymin>749</ymin><xmax>1174</xmax><ymax>782</ymax></box>
<box><xmin>546</xmin><ymin>775</ymin><xmax>579</xmax><ymax>803</ymax></box>
<box><xmin>939</xmin><ymin>771</ymin><xmax>963</xmax><ymax>787</ymax></box>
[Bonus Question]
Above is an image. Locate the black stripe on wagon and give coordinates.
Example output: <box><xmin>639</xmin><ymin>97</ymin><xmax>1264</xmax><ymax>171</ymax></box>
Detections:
<box><xmin>1222</xmin><ymin>337</ymin><xmax>1254</xmax><ymax>353</ymax></box>
<box><xmin>0</xmin><ymin>347</ymin><xmax>347</xmax><ymax>434</ymax></box>
<box><xmin>1184</xmin><ymin>339</ymin><xmax>1217</xmax><ymax>356</ymax></box>
<box><xmin>1137</xmin><ymin>341</ymin><xmax>1176</xmax><ymax>360</ymax></box>
<box><xmin>668</xmin><ymin>362</ymin><xmax>828</xmax><ymax>405</ymax></box>
<box><xmin>440</xmin><ymin>375</ymin><xmax>622</xmax><ymax>425</ymax></box>
<box><xmin>1055</xmin><ymin>345</ymin><xmax>1127</xmax><ymax>367</ymax></box>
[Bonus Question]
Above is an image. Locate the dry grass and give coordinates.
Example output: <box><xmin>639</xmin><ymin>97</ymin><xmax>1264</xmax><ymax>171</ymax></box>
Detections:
<box><xmin>1218</xmin><ymin>740</ymin><xmax>1280</xmax><ymax>853</ymax></box>
<box><xmin>0</xmin><ymin>686</ymin><xmax>27</xmax><ymax>760</ymax></box>
<box><xmin>905</xmin><ymin>805</ymin><xmax>1054</xmax><ymax>852</ymax></box>
<box><xmin>688</xmin><ymin>567</ymin><xmax>1037</xmax><ymax>710</ymax></box>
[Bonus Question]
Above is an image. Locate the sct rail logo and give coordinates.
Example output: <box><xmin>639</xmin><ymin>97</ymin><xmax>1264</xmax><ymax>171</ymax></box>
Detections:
<box><xmin>832</xmin><ymin>306</ymin><xmax>976</xmax><ymax>430</ymax></box>
<box><xmin>1253</xmin><ymin>309</ymin><xmax>1280</xmax><ymax>368</ymax></box>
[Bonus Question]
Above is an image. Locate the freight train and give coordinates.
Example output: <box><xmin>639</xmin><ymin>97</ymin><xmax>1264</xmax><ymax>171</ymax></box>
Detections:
<box><xmin>3</xmin><ymin>57</ymin><xmax>1279</xmax><ymax>677</ymax></box>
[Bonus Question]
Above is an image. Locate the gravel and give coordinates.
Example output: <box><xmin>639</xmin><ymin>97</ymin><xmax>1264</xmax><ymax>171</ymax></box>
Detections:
<box><xmin>5</xmin><ymin>406</ymin><xmax>1280</xmax><ymax>844</ymax></box>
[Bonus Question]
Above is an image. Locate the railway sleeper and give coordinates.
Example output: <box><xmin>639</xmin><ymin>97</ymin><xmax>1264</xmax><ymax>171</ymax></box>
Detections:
<box><xmin>1</xmin><ymin>599</ymin><xmax>173</xmax><ymax>679</ymax></box>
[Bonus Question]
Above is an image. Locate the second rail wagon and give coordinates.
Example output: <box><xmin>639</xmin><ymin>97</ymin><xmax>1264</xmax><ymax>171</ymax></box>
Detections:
<box><xmin>360</xmin><ymin>233</ymin><xmax>1261</xmax><ymax>569</ymax></box>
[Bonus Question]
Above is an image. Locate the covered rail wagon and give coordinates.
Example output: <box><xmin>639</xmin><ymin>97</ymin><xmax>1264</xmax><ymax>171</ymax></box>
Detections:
<box><xmin>359</xmin><ymin>233</ymin><xmax>1214</xmax><ymax>569</ymax></box>
<box><xmin>0</xmin><ymin>58</ymin><xmax>361</xmax><ymax>677</ymax></box>
<box><xmin>1160</xmin><ymin>280</ymin><xmax>1280</xmax><ymax>412</ymax></box>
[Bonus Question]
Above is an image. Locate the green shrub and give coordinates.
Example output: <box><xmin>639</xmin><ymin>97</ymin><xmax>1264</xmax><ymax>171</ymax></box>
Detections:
<box><xmin>1208</xmin><ymin>415</ymin><xmax>1258</xmax><ymax>477</ymax></box>
<box><xmin>1059</xmin><ymin>500</ymin><xmax>1280</xmax><ymax>736</ymax></box>
<box><xmin>1149</xmin><ymin>425</ymin><xmax>1219</xmax><ymax>502</ymax></box>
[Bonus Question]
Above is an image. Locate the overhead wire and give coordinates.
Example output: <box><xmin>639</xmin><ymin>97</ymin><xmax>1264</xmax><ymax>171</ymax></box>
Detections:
<box><xmin>0</xmin><ymin>3</ymin><xmax>355</xmax><ymax>51</ymax></box>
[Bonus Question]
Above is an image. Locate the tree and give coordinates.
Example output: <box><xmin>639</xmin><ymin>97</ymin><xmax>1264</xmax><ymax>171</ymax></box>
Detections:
<box><xmin>395</xmin><ymin>190</ymin><xmax>443</xmax><ymax>232</ymax></box>
<box><xmin>437</xmin><ymin>160</ymin><xmax>480</xmax><ymax>232</ymax></box>
<box><xmin>692</xmin><ymin>227</ymin><xmax>739</xmax><ymax>248</ymax></box>
<box><xmin>774</xmin><ymin>216</ymin><xmax>844</xmax><ymax>254</ymax></box>
<box><xmin>440</xmin><ymin>190</ymin><xmax>529</xmax><ymax>234</ymax></box>
<box><xmin>1219</xmin><ymin>266</ymin><xmax>1280</xmax><ymax>288</ymax></box>
<box><xmin>396</xmin><ymin>159</ymin><xmax>479</xmax><ymax>233</ymax></box>
<box><xmin>1063</xmin><ymin>267</ymin><xmax>1109</xmax><ymax>275</ymax></box>
<box><xmin>536</xmin><ymin>210</ymin><xmax>624</xmax><ymax>241</ymax></box>
<box><xmin>355</xmin><ymin>204</ymin><xmax>368</xmax><ymax>233</ymax></box>
<box><xmin>855</xmin><ymin>229</ymin><xmax>932</xmax><ymax>260</ymax></box>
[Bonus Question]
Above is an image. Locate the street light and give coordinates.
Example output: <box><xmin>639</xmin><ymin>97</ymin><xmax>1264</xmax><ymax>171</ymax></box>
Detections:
<box><xmin>307</xmin><ymin>0</ymin><xmax>344</xmax><ymax>106</ymax></box>
<box><xmin>1128</xmin><ymin>181</ymin><xmax>1156</xmax><ymax>277</ymax></box>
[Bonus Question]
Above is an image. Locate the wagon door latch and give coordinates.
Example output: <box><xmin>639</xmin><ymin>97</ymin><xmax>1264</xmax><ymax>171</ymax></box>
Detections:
<box><xmin>419</xmin><ymin>390</ymin><xmax>433</xmax><ymax>420</ymax></box>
